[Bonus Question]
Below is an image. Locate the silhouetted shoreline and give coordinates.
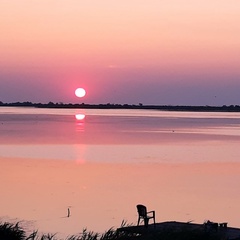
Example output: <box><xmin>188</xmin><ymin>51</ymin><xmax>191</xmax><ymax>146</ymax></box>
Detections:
<box><xmin>1</xmin><ymin>220</ymin><xmax>240</xmax><ymax>240</ymax></box>
<box><xmin>1</xmin><ymin>101</ymin><xmax>240</xmax><ymax>112</ymax></box>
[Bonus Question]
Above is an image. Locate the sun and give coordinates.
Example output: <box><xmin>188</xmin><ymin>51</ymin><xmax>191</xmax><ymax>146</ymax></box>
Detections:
<box><xmin>75</xmin><ymin>88</ymin><xmax>86</xmax><ymax>98</ymax></box>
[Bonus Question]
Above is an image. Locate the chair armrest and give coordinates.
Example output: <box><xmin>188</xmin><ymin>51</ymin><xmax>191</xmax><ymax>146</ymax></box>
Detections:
<box><xmin>147</xmin><ymin>210</ymin><xmax>155</xmax><ymax>217</ymax></box>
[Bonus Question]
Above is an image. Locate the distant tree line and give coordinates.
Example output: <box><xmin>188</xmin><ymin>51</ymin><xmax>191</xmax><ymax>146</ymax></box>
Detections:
<box><xmin>0</xmin><ymin>101</ymin><xmax>240</xmax><ymax>112</ymax></box>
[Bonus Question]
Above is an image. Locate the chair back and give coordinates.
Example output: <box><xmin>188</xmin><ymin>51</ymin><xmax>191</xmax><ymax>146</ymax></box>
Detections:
<box><xmin>137</xmin><ymin>204</ymin><xmax>147</xmax><ymax>217</ymax></box>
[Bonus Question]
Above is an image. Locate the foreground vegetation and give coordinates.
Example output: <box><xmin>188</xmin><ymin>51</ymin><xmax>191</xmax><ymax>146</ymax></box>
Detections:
<box><xmin>0</xmin><ymin>221</ymin><xmax>225</xmax><ymax>240</ymax></box>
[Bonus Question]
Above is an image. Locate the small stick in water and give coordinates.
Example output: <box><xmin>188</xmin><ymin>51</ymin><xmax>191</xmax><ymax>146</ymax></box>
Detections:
<box><xmin>67</xmin><ymin>208</ymin><xmax>70</xmax><ymax>217</ymax></box>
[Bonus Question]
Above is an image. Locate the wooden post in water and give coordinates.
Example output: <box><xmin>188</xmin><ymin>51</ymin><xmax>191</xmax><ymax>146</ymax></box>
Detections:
<box><xmin>67</xmin><ymin>208</ymin><xmax>70</xmax><ymax>217</ymax></box>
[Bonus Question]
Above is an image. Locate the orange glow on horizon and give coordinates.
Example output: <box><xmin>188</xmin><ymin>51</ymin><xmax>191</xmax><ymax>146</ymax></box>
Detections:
<box><xmin>1</xmin><ymin>1</ymin><xmax>240</xmax><ymax>105</ymax></box>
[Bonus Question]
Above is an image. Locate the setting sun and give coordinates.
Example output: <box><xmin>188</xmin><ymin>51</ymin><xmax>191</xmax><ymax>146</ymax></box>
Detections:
<box><xmin>75</xmin><ymin>88</ymin><xmax>86</xmax><ymax>98</ymax></box>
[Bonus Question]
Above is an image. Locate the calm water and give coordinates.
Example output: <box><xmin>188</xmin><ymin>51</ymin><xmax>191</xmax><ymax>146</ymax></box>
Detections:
<box><xmin>0</xmin><ymin>107</ymin><xmax>240</xmax><ymax>237</ymax></box>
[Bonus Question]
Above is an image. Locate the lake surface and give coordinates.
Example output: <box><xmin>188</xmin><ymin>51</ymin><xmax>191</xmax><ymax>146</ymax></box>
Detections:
<box><xmin>1</xmin><ymin>107</ymin><xmax>240</xmax><ymax>237</ymax></box>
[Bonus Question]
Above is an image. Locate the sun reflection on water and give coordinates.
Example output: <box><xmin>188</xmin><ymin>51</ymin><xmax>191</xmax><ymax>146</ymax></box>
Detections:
<box><xmin>74</xmin><ymin>144</ymin><xmax>86</xmax><ymax>164</ymax></box>
<box><xmin>75</xmin><ymin>113</ymin><xmax>85</xmax><ymax>121</ymax></box>
<box><xmin>75</xmin><ymin>113</ymin><xmax>85</xmax><ymax>132</ymax></box>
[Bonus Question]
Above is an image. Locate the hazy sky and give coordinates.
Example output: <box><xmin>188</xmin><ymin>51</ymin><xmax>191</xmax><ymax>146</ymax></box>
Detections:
<box><xmin>1</xmin><ymin>1</ymin><xmax>240</xmax><ymax>105</ymax></box>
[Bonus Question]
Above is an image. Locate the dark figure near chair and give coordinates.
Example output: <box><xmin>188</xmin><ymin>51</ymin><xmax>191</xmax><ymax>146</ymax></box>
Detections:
<box><xmin>136</xmin><ymin>204</ymin><xmax>156</xmax><ymax>228</ymax></box>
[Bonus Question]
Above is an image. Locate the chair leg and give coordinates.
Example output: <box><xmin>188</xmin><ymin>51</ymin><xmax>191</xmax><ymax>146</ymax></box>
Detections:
<box><xmin>153</xmin><ymin>211</ymin><xmax>156</xmax><ymax>228</ymax></box>
<box><xmin>144</xmin><ymin>218</ymin><xmax>149</xmax><ymax>228</ymax></box>
<box><xmin>137</xmin><ymin>217</ymin><xmax>140</xmax><ymax>226</ymax></box>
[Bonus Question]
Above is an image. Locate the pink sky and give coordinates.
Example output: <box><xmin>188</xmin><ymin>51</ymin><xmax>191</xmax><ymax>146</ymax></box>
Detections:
<box><xmin>1</xmin><ymin>1</ymin><xmax>240</xmax><ymax>105</ymax></box>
